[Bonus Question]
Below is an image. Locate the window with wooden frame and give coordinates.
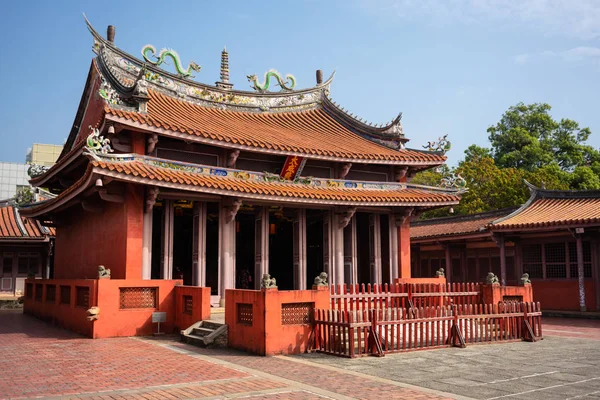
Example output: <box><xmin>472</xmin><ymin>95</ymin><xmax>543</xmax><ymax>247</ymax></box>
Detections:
<box><xmin>17</xmin><ymin>253</ymin><xmax>39</xmax><ymax>275</ymax></box>
<box><xmin>1</xmin><ymin>253</ymin><xmax>13</xmax><ymax>276</ymax></box>
<box><xmin>523</xmin><ymin>241</ymin><xmax>592</xmax><ymax>280</ymax></box>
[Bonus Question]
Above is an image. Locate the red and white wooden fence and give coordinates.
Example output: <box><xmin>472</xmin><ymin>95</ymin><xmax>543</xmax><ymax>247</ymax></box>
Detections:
<box><xmin>330</xmin><ymin>283</ymin><xmax>481</xmax><ymax>312</ymax></box>
<box><xmin>312</xmin><ymin>302</ymin><xmax>542</xmax><ymax>358</ymax></box>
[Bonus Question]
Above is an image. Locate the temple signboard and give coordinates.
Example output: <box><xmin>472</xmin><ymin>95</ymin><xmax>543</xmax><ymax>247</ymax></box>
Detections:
<box><xmin>280</xmin><ymin>156</ymin><xmax>306</xmax><ymax>181</ymax></box>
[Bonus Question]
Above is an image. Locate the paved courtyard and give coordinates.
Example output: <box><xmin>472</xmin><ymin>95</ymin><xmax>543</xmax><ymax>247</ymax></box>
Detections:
<box><xmin>1</xmin><ymin>311</ymin><xmax>599</xmax><ymax>400</ymax></box>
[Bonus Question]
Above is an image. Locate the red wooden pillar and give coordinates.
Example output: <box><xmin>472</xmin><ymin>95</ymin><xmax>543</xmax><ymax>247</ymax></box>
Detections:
<box><xmin>398</xmin><ymin>217</ymin><xmax>411</xmax><ymax>279</ymax></box>
<box><xmin>444</xmin><ymin>244</ymin><xmax>452</xmax><ymax>283</ymax></box>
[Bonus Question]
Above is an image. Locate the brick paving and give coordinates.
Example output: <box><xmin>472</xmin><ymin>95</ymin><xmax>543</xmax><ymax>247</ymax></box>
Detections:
<box><xmin>167</xmin><ymin>342</ymin><xmax>453</xmax><ymax>400</ymax></box>
<box><xmin>0</xmin><ymin>311</ymin><xmax>454</xmax><ymax>400</ymax></box>
<box><xmin>543</xmin><ymin>317</ymin><xmax>600</xmax><ymax>340</ymax></box>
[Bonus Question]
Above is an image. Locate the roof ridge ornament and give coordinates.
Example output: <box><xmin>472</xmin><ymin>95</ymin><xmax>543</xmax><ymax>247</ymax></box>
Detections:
<box><xmin>86</xmin><ymin>126</ymin><xmax>114</xmax><ymax>155</ymax></box>
<box><xmin>141</xmin><ymin>44</ymin><xmax>201</xmax><ymax>79</ymax></box>
<box><xmin>247</xmin><ymin>69</ymin><xmax>296</xmax><ymax>92</ymax></box>
<box><xmin>439</xmin><ymin>173</ymin><xmax>466</xmax><ymax>189</ymax></box>
<box><xmin>423</xmin><ymin>134</ymin><xmax>451</xmax><ymax>154</ymax></box>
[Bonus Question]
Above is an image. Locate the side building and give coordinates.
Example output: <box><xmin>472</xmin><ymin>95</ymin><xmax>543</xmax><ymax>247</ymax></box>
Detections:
<box><xmin>0</xmin><ymin>200</ymin><xmax>54</xmax><ymax>297</ymax></box>
<box><xmin>411</xmin><ymin>182</ymin><xmax>600</xmax><ymax>312</ymax></box>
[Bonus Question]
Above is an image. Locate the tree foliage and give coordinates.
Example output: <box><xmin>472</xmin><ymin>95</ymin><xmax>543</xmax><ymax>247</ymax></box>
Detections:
<box><xmin>414</xmin><ymin>102</ymin><xmax>600</xmax><ymax>219</ymax></box>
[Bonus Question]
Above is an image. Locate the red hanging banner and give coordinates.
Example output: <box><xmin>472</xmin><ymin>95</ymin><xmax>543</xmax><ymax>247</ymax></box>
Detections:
<box><xmin>280</xmin><ymin>155</ymin><xmax>306</xmax><ymax>180</ymax></box>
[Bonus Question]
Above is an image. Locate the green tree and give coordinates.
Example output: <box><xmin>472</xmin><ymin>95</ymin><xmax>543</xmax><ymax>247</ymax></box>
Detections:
<box><xmin>487</xmin><ymin>103</ymin><xmax>600</xmax><ymax>172</ymax></box>
<box><xmin>454</xmin><ymin>157</ymin><xmax>528</xmax><ymax>214</ymax></box>
<box><xmin>462</xmin><ymin>144</ymin><xmax>491</xmax><ymax>164</ymax></box>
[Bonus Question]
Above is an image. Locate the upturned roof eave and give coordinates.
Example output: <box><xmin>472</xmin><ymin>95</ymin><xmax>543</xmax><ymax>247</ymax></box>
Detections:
<box><xmin>105</xmin><ymin>113</ymin><xmax>446</xmax><ymax>167</ymax></box>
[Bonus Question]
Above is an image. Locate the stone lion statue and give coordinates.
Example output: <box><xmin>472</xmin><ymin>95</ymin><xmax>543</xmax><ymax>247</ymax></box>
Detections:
<box><xmin>520</xmin><ymin>273</ymin><xmax>531</xmax><ymax>284</ymax></box>
<box><xmin>98</xmin><ymin>265</ymin><xmax>111</xmax><ymax>279</ymax></box>
<box><xmin>313</xmin><ymin>272</ymin><xmax>328</xmax><ymax>286</ymax></box>
<box><xmin>486</xmin><ymin>272</ymin><xmax>499</xmax><ymax>285</ymax></box>
<box><xmin>435</xmin><ymin>268</ymin><xmax>445</xmax><ymax>277</ymax></box>
<box><xmin>260</xmin><ymin>273</ymin><xmax>277</xmax><ymax>289</ymax></box>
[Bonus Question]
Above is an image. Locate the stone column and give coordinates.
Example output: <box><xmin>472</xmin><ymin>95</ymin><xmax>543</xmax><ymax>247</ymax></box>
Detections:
<box><xmin>576</xmin><ymin>234</ymin><xmax>587</xmax><ymax>312</ymax></box>
<box><xmin>369</xmin><ymin>214</ymin><xmax>382</xmax><ymax>284</ymax></box>
<box><xmin>333</xmin><ymin>212</ymin><xmax>345</xmax><ymax>286</ymax></box>
<box><xmin>254</xmin><ymin>207</ymin><xmax>269</xmax><ymax>289</ymax></box>
<box><xmin>160</xmin><ymin>199</ymin><xmax>174</xmax><ymax>280</ymax></box>
<box><xmin>389</xmin><ymin>215</ymin><xmax>399</xmax><ymax>281</ymax></box>
<box><xmin>192</xmin><ymin>201</ymin><xmax>207</xmax><ymax>287</ymax></box>
<box><xmin>142</xmin><ymin>210</ymin><xmax>153</xmax><ymax>280</ymax></box>
<box><xmin>343</xmin><ymin>218</ymin><xmax>358</xmax><ymax>285</ymax></box>
<box><xmin>293</xmin><ymin>209</ymin><xmax>307</xmax><ymax>289</ymax></box>
<box><xmin>219</xmin><ymin>199</ymin><xmax>240</xmax><ymax>305</ymax></box>
<box><xmin>323</xmin><ymin>211</ymin><xmax>332</xmax><ymax>281</ymax></box>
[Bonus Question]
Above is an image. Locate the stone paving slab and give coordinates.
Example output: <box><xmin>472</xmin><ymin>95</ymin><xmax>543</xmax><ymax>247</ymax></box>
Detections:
<box><xmin>0</xmin><ymin>312</ymin><xmax>455</xmax><ymax>400</ymax></box>
<box><xmin>292</xmin><ymin>323</ymin><xmax>600</xmax><ymax>400</ymax></box>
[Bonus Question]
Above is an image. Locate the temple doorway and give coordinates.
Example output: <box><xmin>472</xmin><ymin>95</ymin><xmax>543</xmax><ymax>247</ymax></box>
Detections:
<box><xmin>381</xmin><ymin>215</ymin><xmax>391</xmax><ymax>284</ymax></box>
<box><xmin>235</xmin><ymin>210</ymin><xmax>255</xmax><ymax>289</ymax></box>
<box><xmin>356</xmin><ymin>212</ymin><xmax>371</xmax><ymax>284</ymax></box>
<box><xmin>269</xmin><ymin>207</ymin><xmax>294</xmax><ymax>290</ymax></box>
<box><xmin>206</xmin><ymin>203</ymin><xmax>219</xmax><ymax>296</ymax></box>
<box><xmin>150</xmin><ymin>205</ymin><xmax>162</xmax><ymax>279</ymax></box>
<box><xmin>172</xmin><ymin>201</ymin><xmax>193</xmax><ymax>285</ymax></box>
<box><xmin>306</xmin><ymin>210</ymin><xmax>324</xmax><ymax>288</ymax></box>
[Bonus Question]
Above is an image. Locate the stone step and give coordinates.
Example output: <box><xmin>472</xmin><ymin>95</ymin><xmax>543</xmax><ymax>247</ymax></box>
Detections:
<box><xmin>202</xmin><ymin>321</ymin><xmax>223</xmax><ymax>330</ymax></box>
<box><xmin>192</xmin><ymin>327</ymin><xmax>214</xmax><ymax>337</ymax></box>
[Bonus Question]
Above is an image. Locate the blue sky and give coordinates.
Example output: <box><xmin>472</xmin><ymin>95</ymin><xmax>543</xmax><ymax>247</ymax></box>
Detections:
<box><xmin>1</xmin><ymin>0</ymin><xmax>599</xmax><ymax>166</ymax></box>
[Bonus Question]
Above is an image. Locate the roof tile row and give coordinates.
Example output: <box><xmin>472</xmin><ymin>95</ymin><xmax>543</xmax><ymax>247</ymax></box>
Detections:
<box><xmin>106</xmin><ymin>90</ymin><xmax>445</xmax><ymax>164</ymax></box>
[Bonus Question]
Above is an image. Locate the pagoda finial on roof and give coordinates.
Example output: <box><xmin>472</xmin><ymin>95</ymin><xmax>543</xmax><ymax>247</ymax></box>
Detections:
<box><xmin>216</xmin><ymin>46</ymin><xmax>233</xmax><ymax>90</ymax></box>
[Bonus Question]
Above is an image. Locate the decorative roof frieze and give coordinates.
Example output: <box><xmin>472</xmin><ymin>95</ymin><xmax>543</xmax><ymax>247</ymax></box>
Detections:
<box><xmin>86</xmin><ymin>17</ymin><xmax>333</xmax><ymax>113</ymax></box>
<box><xmin>86</xmin><ymin>152</ymin><xmax>464</xmax><ymax>195</ymax></box>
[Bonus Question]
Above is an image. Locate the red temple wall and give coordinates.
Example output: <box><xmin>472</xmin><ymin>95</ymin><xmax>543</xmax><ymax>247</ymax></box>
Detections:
<box><xmin>532</xmin><ymin>280</ymin><xmax>597</xmax><ymax>311</ymax></box>
<box><xmin>54</xmin><ymin>185</ymin><xmax>143</xmax><ymax>280</ymax></box>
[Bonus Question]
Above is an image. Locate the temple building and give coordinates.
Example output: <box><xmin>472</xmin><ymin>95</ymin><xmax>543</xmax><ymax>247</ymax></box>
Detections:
<box><xmin>0</xmin><ymin>200</ymin><xmax>54</xmax><ymax>296</ymax></box>
<box><xmin>411</xmin><ymin>183</ymin><xmax>600</xmax><ymax>312</ymax></box>
<box><xmin>21</xmin><ymin>20</ymin><xmax>462</xmax><ymax>306</ymax></box>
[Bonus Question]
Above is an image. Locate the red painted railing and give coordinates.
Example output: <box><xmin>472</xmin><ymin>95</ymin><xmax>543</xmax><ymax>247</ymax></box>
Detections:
<box><xmin>313</xmin><ymin>302</ymin><xmax>542</xmax><ymax>358</ymax></box>
<box><xmin>330</xmin><ymin>283</ymin><xmax>481</xmax><ymax>312</ymax></box>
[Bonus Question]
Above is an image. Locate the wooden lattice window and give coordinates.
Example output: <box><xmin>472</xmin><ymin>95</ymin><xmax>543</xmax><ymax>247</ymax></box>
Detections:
<box><xmin>46</xmin><ymin>285</ymin><xmax>56</xmax><ymax>303</ymax></box>
<box><xmin>502</xmin><ymin>295</ymin><xmax>523</xmax><ymax>303</ymax></box>
<box><xmin>35</xmin><ymin>284</ymin><xmax>43</xmax><ymax>301</ymax></box>
<box><xmin>60</xmin><ymin>286</ymin><xmax>71</xmax><ymax>305</ymax></box>
<box><xmin>545</xmin><ymin>243</ymin><xmax>567</xmax><ymax>278</ymax></box>
<box><xmin>568</xmin><ymin>241</ymin><xmax>593</xmax><ymax>278</ymax></box>
<box><xmin>281</xmin><ymin>302</ymin><xmax>314</xmax><ymax>325</ymax></box>
<box><xmin>183</xmin><ymin>295</ymin><xmax>193</xmax><ymax>315</ymax></box>
<box><xmin>119</xmin><ymin>287</ymin><xmax>157</xmax><ymax>309</ymax></box>
<box><xmin>76</xmin><ymin>286</ymin><xmax>90</xmax><ymax>308</ymax></box>
<box><xmin>522</xmin><ymin>244</ymin><xmax>543</xmax><ymax>279</ymax></box>
<box><xmin>237</xmin><ymin>303</ymin><xmax>253</xmax><ymax>325</ymax></box>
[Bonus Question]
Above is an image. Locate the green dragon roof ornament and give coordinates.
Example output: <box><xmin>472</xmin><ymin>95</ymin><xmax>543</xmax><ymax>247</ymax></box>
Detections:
<box><xmin>423</xmin><ymin>134</ymin><xmax>452</xmax><ymax>154</ymax></box>
<box><xmin>141</xmin><ymin>44</ymin><xmax>201</xmax><ymax>79</ymax></box>
<box><xmin>247</xmin><ymin>69</ymin><xmax>296</xmax><ymax>92</ymax></box>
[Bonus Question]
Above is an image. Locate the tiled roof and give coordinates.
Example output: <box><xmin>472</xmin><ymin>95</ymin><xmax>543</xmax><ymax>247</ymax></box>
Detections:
<box><xmin>21</xmin><ymin>155</ymin><xmax>461</xmax><ymax>217</ymax></box>
<box><xmin>0</xmin><ymin>204</ymin><xmax>54</xmax><ymax>240</ymax></box>
<box><xmin>411</xmin><ymin>209</ymin><xmax>514</xmax><ymax>240</ymax></box>
<box><xmin>93</xmin><ymin>160</ymin><xmax>460</xmax><ymax>205</ymax></box>
<box><xmin>105</xmin><ymin>90</ymin><xmax>445</xmax><ymax>165</ymax></box>
<box><xmin>29</xmin><ymin>140</ymin><xmax>87</xmax><ymax>187</ymax></box>
<box><xmin>492</xmin><ymin>197</ymin><xmax>600</xmax><ymax>230</ymax></box>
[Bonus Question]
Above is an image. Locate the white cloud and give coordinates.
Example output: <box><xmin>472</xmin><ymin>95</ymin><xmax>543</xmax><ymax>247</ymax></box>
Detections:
<box><xmin>361</xmin><ymin>0</ymin><xmax>600</xmax><ymax>39</ymax></box>
<box><xmin>515</xmin><ymin>46</ymin><xmax>600</xmax><ymax>63</ymax></box>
